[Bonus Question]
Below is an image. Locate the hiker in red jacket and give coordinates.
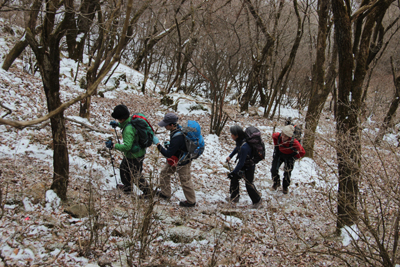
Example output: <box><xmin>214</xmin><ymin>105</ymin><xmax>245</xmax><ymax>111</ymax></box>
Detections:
<box><xmin>271</xmin><ymin>125</ymin><xmax>305</xmax><ymax>194</ymax></box>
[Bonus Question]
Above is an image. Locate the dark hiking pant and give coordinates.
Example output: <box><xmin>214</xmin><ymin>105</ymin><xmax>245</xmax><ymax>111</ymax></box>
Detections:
<box><xmin>120</xmin><ymin>156</ymin><xmax>150</xmax><ymax>194</ymax></box>
<box><xmin>271</xmin><ymin>154</ymin><xmax>295</xmax><ymax>188</ymax></box>
<box><xmin>230</xmin><ymin>165</ymin><xmax>261</xmax><ymax>204</ymax></box>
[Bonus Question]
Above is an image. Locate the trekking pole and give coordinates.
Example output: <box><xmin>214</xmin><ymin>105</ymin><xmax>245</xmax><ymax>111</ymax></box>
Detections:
<box><xmin>113</xmin><ymin>128</ymin><xmax>121</xmax><ymax>144</ymax></box>
<box><xmin>107</xmin><ymin>138</ymin><xmax>118</xmax><ymax>187</ymax></box>
<box><xmin>227</xmin><ymin>161</ymin><xmax>232</xmax><ymax>172</ymax></box>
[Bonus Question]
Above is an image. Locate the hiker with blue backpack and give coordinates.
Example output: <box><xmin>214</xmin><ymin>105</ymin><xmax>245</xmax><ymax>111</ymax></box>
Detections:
<box><xmin>154</xmin><ymin>113</ymin><xmax>204</xmax><ymax>207</ymax></box>
<box><xmin>226</xmin><ymin>125</ymin><xmax>263</xmax><ymax>209</ymax></box>
<box><xmin>271</xmin><ymin>125</ymin><xmax>305</xmax><ymax>194</ymax></box>
<box><xmin>105</xmin><ymin>104</ymin><xmax>157</xmax><ymax>198</ymax></box>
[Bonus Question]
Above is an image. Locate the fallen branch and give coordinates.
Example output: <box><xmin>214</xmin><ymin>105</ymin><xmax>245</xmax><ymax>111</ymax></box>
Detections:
<box><xmin>66</xmin><ymin>117</ymin><xmax>111</xmax><ymax>134</ymax></box>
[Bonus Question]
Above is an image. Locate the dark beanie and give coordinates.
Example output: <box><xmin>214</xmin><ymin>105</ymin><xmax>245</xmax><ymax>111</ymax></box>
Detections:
<box><xmin>111</xmin><ymin>104</ymin><xmax>130</xmax><ymax>120</ymax></box>
<box><xmin>230</xmin><ymin>125</ymin><xmax>244</xmax><ymax>136</ymax></box>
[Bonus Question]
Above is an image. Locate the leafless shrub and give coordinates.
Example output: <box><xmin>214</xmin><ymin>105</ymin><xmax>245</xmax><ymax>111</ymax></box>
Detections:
<box><xmin>302</xmin><ymin>127</ymin><xmax>400</xmax><ymax>266</ymax></box>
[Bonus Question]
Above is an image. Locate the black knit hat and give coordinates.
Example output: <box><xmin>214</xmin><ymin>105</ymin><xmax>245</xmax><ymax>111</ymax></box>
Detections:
<box><xmin>111</xmin><ymin>104</ymin><xmax>130</xmax><ymax>120</ymax></box>
<box><xmin>230</xmin><ymin>125</ymin><xmax>245</xmax><ymax>138</ymax></box>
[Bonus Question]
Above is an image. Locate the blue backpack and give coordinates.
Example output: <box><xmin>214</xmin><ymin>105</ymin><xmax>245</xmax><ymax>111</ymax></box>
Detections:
<box><xmin>173</xmin><ymin>120</ymin><xmax>205</xmax><ymax>160</ymax></box>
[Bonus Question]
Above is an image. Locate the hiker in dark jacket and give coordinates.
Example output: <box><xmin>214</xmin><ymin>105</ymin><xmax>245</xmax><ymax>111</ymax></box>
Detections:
<box><xmin>271</xmin><ymin>125</ymin><xmax>305</xmax><ymax>194</ymax></box>
<box><xmin>105</xmin><ymin>104</ymin><xmax>153</xmax><ymax>198</ymax></box>
<box><xmin>154</xmin><ymin>113</ymin><xmax>196</xmax><ymax>207</ymax></box>
<box><xmin>226</xmin><ymin>125</ymin><xmax>262</xmax><ymax>209</ymax></box>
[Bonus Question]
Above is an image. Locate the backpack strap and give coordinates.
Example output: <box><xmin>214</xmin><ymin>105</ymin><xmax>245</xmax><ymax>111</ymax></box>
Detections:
<box><xmin>172</xmin><ymin>131</ymin><xmax>182</xmax><ymax>139</ymax></box>
<box><xmin>242</xmin><ymin>141</ymin><xmax>255</xmax><ymax>166</ymax></box>
<box><xmin>278</xmin><ymin>133</ymin><xmax>297</xmax><ymax>153</ymax></box>
<box><xmin>171</xmin><ymin>127</ymin><xmax>183</xmax><ymax>139</ymax></box>
<box><xmin>170</xmin><ymin>128</ymin><xmax>192</xmax><ymax>164</ymax></box>
<box><xmin>121</xmin><ymin>119</ymin><xmax>133</xmax><ymax>133</ymax></box>
<box><xmin>120</xmin><ymin>121</ymin><xmax>140</xmax><ymax>152</ymax></box>
<box><xmin>121</xmin><ymin>116</ymin><xmax>151</xmax><ymax>153</ymax></box>
<box><xmin>132</xmin><ymin>114</ymin><xmax>155</xmax><ymax>133</ymax></box>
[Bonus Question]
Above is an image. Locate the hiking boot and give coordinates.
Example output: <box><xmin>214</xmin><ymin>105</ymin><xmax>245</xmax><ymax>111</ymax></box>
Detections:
<box><xmin>154</xmin><ymin>190</ymin><xmax>170</xmax><ymax>200</ymax></box>
<box><xmin>225</xmin><ymin>196</ymin><xmax>240</xmax><ymax>203</ymax></box>
<box><xmin>251</xmin><ymin>199</ymin><xmax>263</xmax><ymax>209</ymax></box>
<box><xmin>179</xmin><ymin>201</ymin><xmax>196</xmax><ymax>207</ymax></box>
<box><xmin>282</xmin><ymin>186</ymin><xmax>289</xmax><ymax>194</ymax></box>
<box><xmin>272</xmin><ymin>182</ymin><xmax>280</xmax><ymax>191</ymax></box>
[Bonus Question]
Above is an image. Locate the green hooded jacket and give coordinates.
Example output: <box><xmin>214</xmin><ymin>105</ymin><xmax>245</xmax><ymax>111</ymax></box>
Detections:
<box><xmin>114</xmin><ymin>117</ymin><xmax>146</xmax><ymax>158</ymax></box>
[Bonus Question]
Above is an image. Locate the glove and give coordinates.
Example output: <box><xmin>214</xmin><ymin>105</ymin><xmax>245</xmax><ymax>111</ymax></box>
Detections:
<box><xmin>110</xmin><ymin>121</ymin><xmax>119</xmax><ymax>128</ymax></box>
<box><xmin>105</xmin><ymin>140</ymin><xmax>114</xmax><ymax>149</ymax></box>
<box><xmin>167</xmin><ymin>156</ymin><xmax>179</xmax><ymax>166</ymax></box>
<box><xmin>163</xmin><ymin>141</ymin><xmax>170</xmax><ymax>148</ymax></box>
<box><xmin>153</xmin><ymin>135</ymin><xmax>159</xmax><ymax>145</ymax></box>
<box><xmin>227</xmin><ymin>172</ymin><xmax>239</xmax><ymax>180</ymax></box>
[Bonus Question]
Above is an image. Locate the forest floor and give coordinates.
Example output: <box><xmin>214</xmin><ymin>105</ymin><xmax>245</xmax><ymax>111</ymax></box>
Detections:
<box><xmin>0</xmin><ymin>18</ymin><xmax>399</xmax><ymax>267</ymax></box>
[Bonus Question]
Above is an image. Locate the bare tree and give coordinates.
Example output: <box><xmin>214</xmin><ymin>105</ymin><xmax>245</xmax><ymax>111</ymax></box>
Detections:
<box><xmin>131</xmin><ymin>1</ymin><xmax>205</xmax><ymax>71</ymax></box>
<box><xmin>79</xmin><ymin>0</ymin><xmax>154</xmax><ymax>118</ymax></box>
<box><xmin>332</xmin><ymin>0</ymin><xmax>396</xmax><ymax>230</ymax></box>
<box><xmin>0</xmin><ymin>0</ymin><xmax>137</xmax><ymax>201</ymax></box>
<box><xmin>240</xmin><ymin>0</ymin><xmax>275</xmax><ymax>112</ymax></box>
<box><xmin>264</xmin><ymin>0</ymin><xmax>307</xmax><ymax>119</ymax></box>
<box><xmin>193</xmin><ymin>8</ymin><xmax>235</xmax><ymax>135</ymax></box>
<box><xmin>303</xmin><ymin>0</ymin><xmax>332</xmax><ymax>158</ymax></box>
<box><xmin>22</xmin><ymin>0</ymin><xmax>76</xmax><ymax>201</ymax></box>
<box><xmin>167</xmin><ymin>12</ymin><xmax>199</xmax><ymax>93</ymax></box>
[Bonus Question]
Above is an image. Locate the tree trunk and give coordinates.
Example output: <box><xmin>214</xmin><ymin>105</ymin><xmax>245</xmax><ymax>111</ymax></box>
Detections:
<box><xmin>332</xmin><ymin>0</ymin><xmax>394</xmax><ymax>232</ymax></box>
<box><xmin>167</xmin><ymin>16</ymin><xmax>183</xmax><ymax>93</ymax></box>
<box><xmin>332</xmin><ymin>0</ymin><xmax>359</xmax><ymax>231</ymax></box>
<box><xmin>69</xmin><ymin>0</ymin><xmax>99</xmax><ymax>61</ymax></box>
<box><xmin>2</xmin><ymin>0</ymin><xmax>41</xmax><ymax>71</ymax></box>
<box><xmin>132</xmin><ymin>4</ymin><xmax>199</xmax><ymax>71</ymax></box>
<box><xmin>240</xmin><ymin>0</ymin><xmax>275</xmax><ymax>112</ymax></box>
<box><xmin>79</xmin><ymin>0</ymin><xmax>154</xmax><ymax>118</ymax></box>
<box><xmin>79</xmin><ymin>3</ymin><xmax>106</xmax><ymax>118</ymax></box>
<box><xmin>26</xmin><ymin>35</ymin><xmax>69</xmax><ymax>201</ymax></box>
<box><xmin>47</xmin><ymin>84</ymin><xmax>69</xmax><ymax>201</ymax></box>
<box><xmin>2</xmin><ymin>40</ymin><xmax>28</xmax><ymax>71</ymax></box>
<box><xmin>176</xmin><ymin>37</ymin><xmax>197</xmax><ymax>90</ymax></box>
<box><xmin>264</xmin><ymin>0</ymin><xmax>303</xmax><ymax>119</ymax></box>
<box><xmin>79</xmin><ymin>96</ymin><xmax>92</xmax><ymax>119</ymax></box>
<box><xmin>23</xmin><ymin>0</ymin><xmax>72</xmax><ymax>201</ymax></box>
<box><xmin>303</xmin><ymin>0</ymin><xmax>329</xmax><ymax>158</ymax></box>
<box><xmin>375</xmin><ymin>59</ymin><xmax>400</xmax><ymax>144</ymax></box>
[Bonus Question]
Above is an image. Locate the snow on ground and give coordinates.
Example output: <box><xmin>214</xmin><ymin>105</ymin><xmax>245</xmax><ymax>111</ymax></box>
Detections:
<box><xmin>1</xmin><ymin>19</ymin><xmax>396</xmax><ymax>266</ymax></box>
<box><xmin>0</xmin><ymin>51</ymin><xmax>332</xmax><ymax>265</ymax></box>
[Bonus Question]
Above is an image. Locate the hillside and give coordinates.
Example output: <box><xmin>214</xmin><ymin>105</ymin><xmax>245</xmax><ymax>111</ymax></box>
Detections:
<box><xmin>0</xmin><ymin>18</ymin><xmax>399</xmax><ymax>267</ymax></box>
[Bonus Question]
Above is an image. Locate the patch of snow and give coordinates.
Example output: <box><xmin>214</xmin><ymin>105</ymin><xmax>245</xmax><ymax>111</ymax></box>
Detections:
<box><xmin>45</xmin><ymin>190</ymin><xmax>61</xmax><ymax>210</ymax></box>
<box><xmin>341</xmin><ymin>224</ymin><xmax>360</xmax><ymax>246</ymax></box>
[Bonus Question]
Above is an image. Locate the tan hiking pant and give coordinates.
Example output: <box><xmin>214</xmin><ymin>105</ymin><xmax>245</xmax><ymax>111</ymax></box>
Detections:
<box><xmin>159</xmin><ymin>161</ymin><xmax>196</xmax><ymax>204</ymax></box>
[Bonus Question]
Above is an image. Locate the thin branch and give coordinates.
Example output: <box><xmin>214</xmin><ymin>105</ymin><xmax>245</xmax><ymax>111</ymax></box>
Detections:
<box><xmin>0</xmin><ymin>102</ymin><xmax>12</xmax><ymax>118</ymax></box>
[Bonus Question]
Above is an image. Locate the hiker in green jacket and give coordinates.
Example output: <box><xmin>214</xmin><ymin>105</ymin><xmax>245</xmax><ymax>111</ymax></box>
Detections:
<box><xmin>106</xmin><ymin>104</ymin><xmax>155</xmax><ymax>198</ymax></box>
